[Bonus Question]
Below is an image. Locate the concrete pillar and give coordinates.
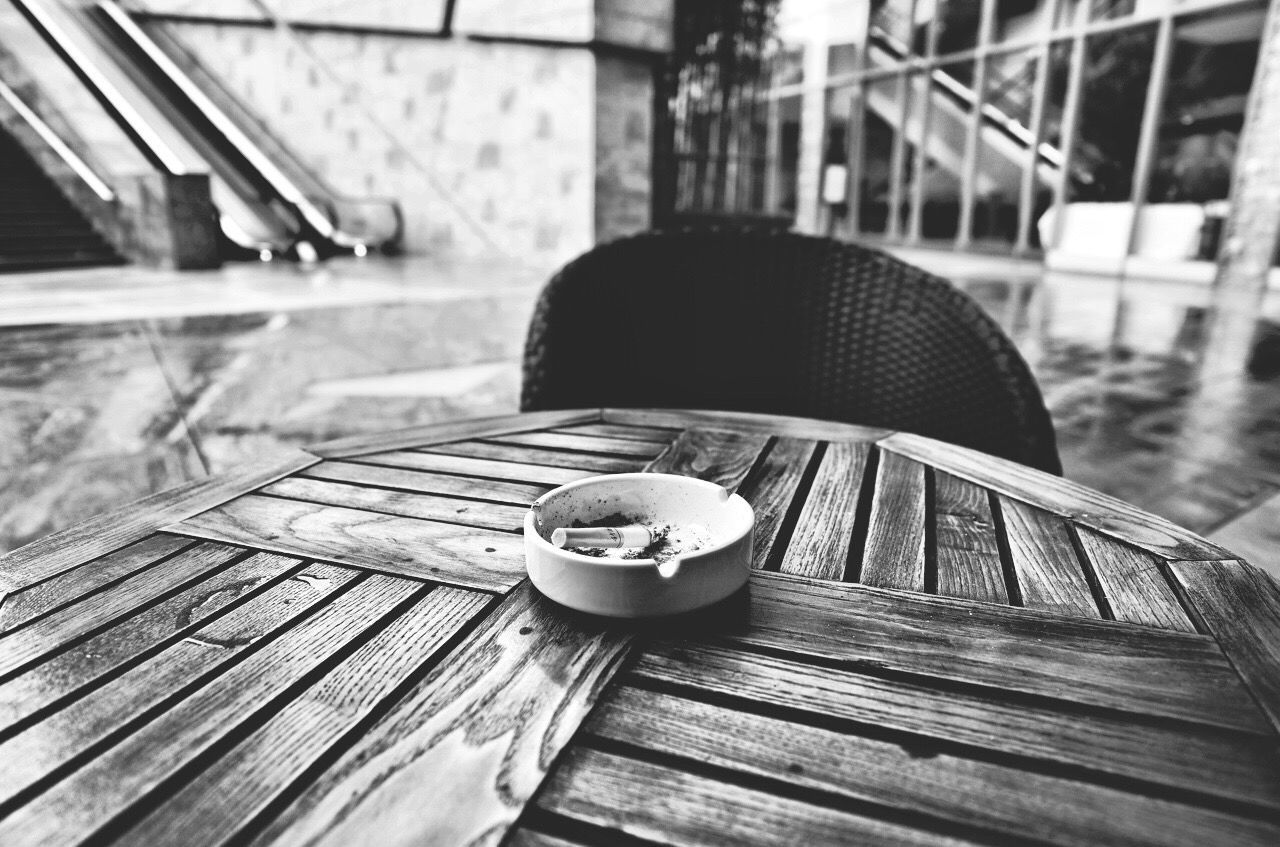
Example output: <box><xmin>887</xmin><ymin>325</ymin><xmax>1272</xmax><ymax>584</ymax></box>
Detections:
<box><xmin>1201</xmin><ymin>0</ymin><xmax>1280</xmax><ymax>380</ymax></box>
<box><xmin>592</xmin><ymin>0</ymin><xmax>673</xmax><ymax>243</ymax></box>
<box><xmin>1211</xmin><ymin>0</ymin><xmax>1280</xmax><ymax>302</ymax></box>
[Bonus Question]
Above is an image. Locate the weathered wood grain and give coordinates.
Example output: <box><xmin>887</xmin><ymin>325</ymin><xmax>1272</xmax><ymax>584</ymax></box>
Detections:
<box><xmin>879</xmin><ymin>433</ymin><xmax>1231</xmax><ymax>560</ymax></box>
<box><xmin>351</xmin><ymin>450</ymin><xmax>599</xmax><ymax>487</ymax></box>
<box><xmin>308</xmin><ymin>409</ymin><xmax>602</xmax><ymax>459</ymax></box>
<box><xmin>301</xmin><ymin>460</ymin><xmax>551</xmax><ymax>505</ymax></box>
<box><xmin>629</xmin><ymin>642</ymin><xmax>1280</xmax><ymax>810</ymax></box>
<box><xmin>0</xmin><ymin>574</ymin><xmax>419</xmax><ymax>847</ymax></box>
<box><xmin>550</xmin><ymin>422</ymin><xmax>679</xmax><ymax>443</ymax></box>
<box><xmin>247</xmin><ymin>422</ymin><xmax>776</xmax><ymax>847</ymax></box>
<box><xmin>738</xmin><ymin>437</ymin><xmax>818</xmax><ymax>569</ymax></box>
<box><xmin>536</xmin><ymin>746</ymin><xmax>971</xmax><ymax>847</ymax></box>
<box><xmin>247</xmin><ymin>583</ymin><xmax>635</xmax><ymax>847</ymax></box>
<box><xmin>861</xmin><ymin>452</ymin><xmax>927</xmax><ymax>591</ymax></box>
<box><xmin>420</xmin><ymin>440</ymin><xmax>643</xmax><ymax>474</ymax></box>
<box><xmin>587</xmin><ymin>685</ymin><xmax>1280</xmax><ymax>846</ymax></box>
<box><xmin>1170</xmin><ymin>560</ymin><xmax>1280</xmax><ymax>735</ymax></box>
<box><xmin>489</xmin><ymin>431</ymin><xmax>666</xmax><ymax>459</ymax></box>
<box><xmin>0</xmin><ymin>542</ymin><xmax>247</xmax><ymax>678</ymax></box>
<box><xmin>0</xmin><ymin>564</ymin><xmax>355</xmax><ymax>808</ymax></box>
<box><xmin>122</xmin><ymin>586</ymin><xmax>491</xmax><ymax>846</ymax></box>
<box><xmin>604</xmin><ymin>407</ymin><xmax>892</xmax><ymax>442</ymax></box>
<box><xmin>0</xmin><ymin>449</ymin><xmax>317</xmax><ymax>591</ymax></box>
<box><xmin>505</xmin><ymin>830</ymin><xmax>589</xmax><ymax>847</ymax></box>
<box><xmin>779</xmin><ymin>442</ymin><xmax>868</xmax><ymax>580</ymax></box>
<box><xmin>933</xmin><ymin>471</ymin><xmax>1007</xmax><ymax>603</ymax></box>
<box><xmin>998</xmin><ymin>496</ymin><xmax>1100</xmax><ymax>618</ymax></box>
<box><xmin>261</xmin><ymin>477</ymin><xmax>527</xmax><ymax>532</ymax></box>
<box><xmin>644</xmin><ymin>428</ymin><xmax>770</xmax><ymax>492</ymax></box>
<box><xmin>0</xmin><ymin>552</ymin><xmax>301</xmax><ymax>732</ymax></box>
<box><xmin>1075</xmin><ymin>528</ymin><xmax>1196</xmax><ymax>632</ymax></box>
<box><xmin>0</xmin><ymin>534</ymin><xmax>193</xmax><ymax>635</ymax></box>
<box><xmin>170</xmin><ymin>495</ymin><xmax>525</xmax><ymax>592</ymax></box>
<box><xmin>726</xmin><ymin>573</ymin><xmax>1270</xmax><ymax>733</ymax></box>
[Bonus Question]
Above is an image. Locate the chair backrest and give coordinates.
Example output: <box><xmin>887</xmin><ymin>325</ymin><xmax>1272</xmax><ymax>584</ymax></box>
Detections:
<box><xmin>521</xmin><ymin>229</ymin><xmax>1062</xmax><ymax>474</ymax></box>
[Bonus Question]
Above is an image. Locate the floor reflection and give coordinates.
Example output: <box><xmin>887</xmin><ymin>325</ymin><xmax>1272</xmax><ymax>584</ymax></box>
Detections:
<box><xmin>950</xmin><ymin>263</ymin><xmax>1280</xmax><ymax>539</ymax></box>
<box><xmin>2</xmin><ymin>253</ymin><xmax>1279</xmax><ymax>560</ymax></box>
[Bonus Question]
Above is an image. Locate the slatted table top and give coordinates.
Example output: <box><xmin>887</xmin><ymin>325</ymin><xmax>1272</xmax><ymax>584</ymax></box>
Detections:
<box><xmin>1</xmin><ymin>407</ymin><xmax>1278</xmax><ymax>847</ymax></box>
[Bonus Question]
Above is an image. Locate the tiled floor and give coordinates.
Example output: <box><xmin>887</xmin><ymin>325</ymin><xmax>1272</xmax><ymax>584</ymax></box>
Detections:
<box><xmin>3</xmin><ymin>250</ymin><xmax>1279</xmax><ymax>579</ymax></box>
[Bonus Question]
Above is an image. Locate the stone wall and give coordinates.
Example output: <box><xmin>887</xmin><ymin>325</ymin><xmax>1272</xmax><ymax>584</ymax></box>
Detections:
<box><xmin>154</xmin><ymin>22</ymin><xmax>595</xmax><ymax>264</ymax></box>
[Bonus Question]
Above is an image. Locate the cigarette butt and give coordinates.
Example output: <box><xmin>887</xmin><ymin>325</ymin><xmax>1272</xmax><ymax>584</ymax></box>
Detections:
<box><xmin>551</xmin><ymin>525</ymin><xmax>653</xmax><ymax>549</ymax></box>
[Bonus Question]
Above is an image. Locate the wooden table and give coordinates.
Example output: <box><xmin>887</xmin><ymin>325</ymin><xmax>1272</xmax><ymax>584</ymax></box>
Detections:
<box><xmin>2</xmin><ymin>408</ymin><xmax>1278</xmax><ymax>846</ymax></box>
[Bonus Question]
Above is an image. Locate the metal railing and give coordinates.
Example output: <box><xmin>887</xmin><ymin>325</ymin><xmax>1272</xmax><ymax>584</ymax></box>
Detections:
<box><xmin>825</xmin><ymin>0</ymin><xmax>1259</xmax><ymax>258</ymax></box>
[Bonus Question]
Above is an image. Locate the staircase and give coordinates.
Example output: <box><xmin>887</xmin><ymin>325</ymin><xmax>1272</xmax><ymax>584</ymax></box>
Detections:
<box><xmin>0</xmin><ymin>126</ymin><xmax>121</xmax><ymax>271</ymax></box>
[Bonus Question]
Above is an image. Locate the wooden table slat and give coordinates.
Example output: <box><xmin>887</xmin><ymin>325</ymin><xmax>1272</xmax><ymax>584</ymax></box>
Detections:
<box><xmin>505</xmin><ymin>830</ymin><xmax>589</xmax><ymax>847</ymax></box>
<box><xmin>603</xmin><ymin>407</ymin><xmax>893</xmax><ymax>443</ymax></box>
<box><xmin>728</xmin><ymin>573</ymin><xmax>1270</xmax><ymax>734</ymax></box>
<box><xmin>488</xmin><ymin>431</ymin><xmax>667</xmax><ymax>458</ymax></box>
<box><xmin>0</xmin><ymin>552</ymin><xmax>303</xmax><ymax>734</ymax></box>
<box><xmin>260</xmin><ymin>477</ymin><xmax>527</xmax><ymax>533</ymax></box>
<box><xmin>879</xmin><ymin>433</ymin><xmax>1231</xmax><ymax>561</ymax></box>
<box><xmin>536</xmin><ymin>746</ymin><xmax>972</xmax><ymax>847</ymax></box>
<box><xmin>0</xmin><ymin>542</ymin><xmax>248</xmax><ymax>679</ymax></box>
<box><xmin>550</xmin><ymin>422</ymin><xmax>680</xmax><ymax>443</ymax></box>
<box><xmin>419</xmin><ymin>440</ymin><xmax>645</xmax><ymax>474</ymax></box>
<box><xmin>1170</xmin><ymin>560</ymin><xmax>1280</xmax><ymax>736</ymax></box>
<box><xmin>738</xmin><ymin>437</ymin><xmax>818</xmax><ymax>570</ymax></box>
<box><xmin>169</xmin><ymin>495</ymin><xmax>526</xmax><ymax>592</ymax></box>
<box><xmin>587</xmin><ymin>685</ymin><xmax>1280</xmax><ymax>847</ymax></box>
<box><xmin>629</xmin><ymin>641</ymin><xmax>1280</xmax><ymax>810</ymax></box>
<box><xmin>0</xmin><ymin>563</ymin><xmax>354</xmax><ymax>809</ymax></box>
<box><xmin>246</xmin><ymin>583</ymin><xmax>635</xmax><ymax>847</ymax></box>
<box><xmin>998</xmin><ymin>496</ymin><xmax>1101</xmax><ymax>618</ymax></box>
<box><xmin>307</xmin><ymin>409</ymin><xmax>602</xmax><ymax>459</ymax></box>
<box><xmin>300</xmin><ymin>460</ymin><xmax>552</xmax><ymax>505</ymax></box>
<box><xmin>350</xmin><ymin>450</ymin><xmax>599</xmax><ymax>487</ymax></box>
<box><xmin>0</xmin><ymin>534</ymin><xmax>195</xmax><ymax>635</ymax></box>
<box><xmin>779</xmin><ymin>442</ymin><xmax>868</xmax><ymax>581</ymax></box>
<box><xmin>1075</xmin><ymin>528</ymin><xmax>1197</xmax><ymax>632</ymax></box>
<box><xmin>644</xmin><ymin>427</ymin><xmax>771</xmax><ymax>492</ymax></box>
<box><xmin>117</xmin><ymin>586</ymin><xmax>490</xmax><ymax>846</ymax></box>
<box><xmin>0</xmin><ymin>574</ymin><xmax>421</xmax><ymax>847</ymax></box>
<box><xmin>0</xmin><ymin>449</ymin><xmax>318</xmax><ymax>592</ymax></box>
<box><xmin>933</xmin><ymin>470</ymin><xmax>1007</xmax><ymax>604</ymax></box>
<box><xmin>861</xmin><ymin>452</ymin><xmax>928</xmax><ymax>591</ymax></box>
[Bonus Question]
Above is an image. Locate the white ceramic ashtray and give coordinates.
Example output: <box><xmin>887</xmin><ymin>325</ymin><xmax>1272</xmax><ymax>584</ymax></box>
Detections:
<box><xmin>524</xmin><ymin>473</ymin><xmax>755</xmax><ymax>617</ymax></box>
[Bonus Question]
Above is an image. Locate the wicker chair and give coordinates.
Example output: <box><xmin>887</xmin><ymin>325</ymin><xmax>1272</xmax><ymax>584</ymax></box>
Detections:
<box><xmin>520</xmin><ymin>229</ymin><xmax>1062</xmax><ymax>475</ymax></box>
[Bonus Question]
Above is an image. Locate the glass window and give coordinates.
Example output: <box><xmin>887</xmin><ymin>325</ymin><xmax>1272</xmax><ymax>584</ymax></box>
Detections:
<box><xmin>971</xmin><ymin>48</ymin><xmax>1039</xmax><ymax>244</ymax></box>
<box><xmin>1148</xmin><ymin>5</ymin><xmax>1263</xmax><ymax>205</ymax></box>
<box><xmin>1070</xmin><ymin>23</ymin><xmax>1157</xmax><ymax>202</ymax></box>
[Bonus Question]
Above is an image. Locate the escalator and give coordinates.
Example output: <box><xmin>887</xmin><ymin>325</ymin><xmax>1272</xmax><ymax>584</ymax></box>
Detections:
<box><xmin>10</xmin><ymin>0</ymin><xmax>401</xmax><ymax>261</ymax></box>
<box><xmin>0</xmin><ymin>122</ymin><xmax>121</xmax><ymax>270</ymax></box>
<box><xmin>865</xmin><ymin>24</ymin><xmax>1065</xmax><ymax>199</ymax></box>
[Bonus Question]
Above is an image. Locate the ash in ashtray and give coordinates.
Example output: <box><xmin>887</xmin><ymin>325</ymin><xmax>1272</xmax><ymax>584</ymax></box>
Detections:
<box><xmin>567</xmin><ymin>512</ymin><xmax>712</xmax><ymax>563</ymax></box>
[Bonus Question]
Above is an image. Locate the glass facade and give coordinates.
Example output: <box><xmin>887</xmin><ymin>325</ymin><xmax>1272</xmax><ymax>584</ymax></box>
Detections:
<box><xmin>664</xmin><ymin>0</ymin><xmax>1268</xmax><ymax>260</ymax></box>
<box><xmin>830</xmin><ymin>0</ymin><xmax>1268</xmax><ymax>259</ymax></box>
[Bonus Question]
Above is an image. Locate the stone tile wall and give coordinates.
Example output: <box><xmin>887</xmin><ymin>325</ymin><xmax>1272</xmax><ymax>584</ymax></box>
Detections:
<box><xmin>153</xmin><ymin>22</ymin><xmax>596</xmax><ymax>263</ymax></box>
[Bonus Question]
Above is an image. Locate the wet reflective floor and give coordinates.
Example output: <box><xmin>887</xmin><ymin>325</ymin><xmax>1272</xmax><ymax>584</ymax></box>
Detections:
<box><xmin>3</xmin><ymin>252</ymin><xmax>1278</xmax><ymax>577</ymax></box>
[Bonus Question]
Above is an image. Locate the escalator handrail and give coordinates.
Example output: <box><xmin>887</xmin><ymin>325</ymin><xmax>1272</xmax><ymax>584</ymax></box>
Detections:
<box><xmin>868</xmin><ymin>27</ymin><xmax>1064</xmax><ymax>170</ymax></box>
<box><xmin>8</xmin><ymin>0</ymin><xmax>188</xmax><ymax>174</ymax></box>
<box><xmin>0</xmin><ymin>76</ymin><xmax>115</xmax><ymax>201</ymax></box>
<box><xmin>95</xmin><ymin>0</ymin><xmax>348</xmax><ymax>245</ymax></box>
<box><xmin>131</xmin><ymin>15</ymin><xmax>404</xmax><ymax>251</ymax></box>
